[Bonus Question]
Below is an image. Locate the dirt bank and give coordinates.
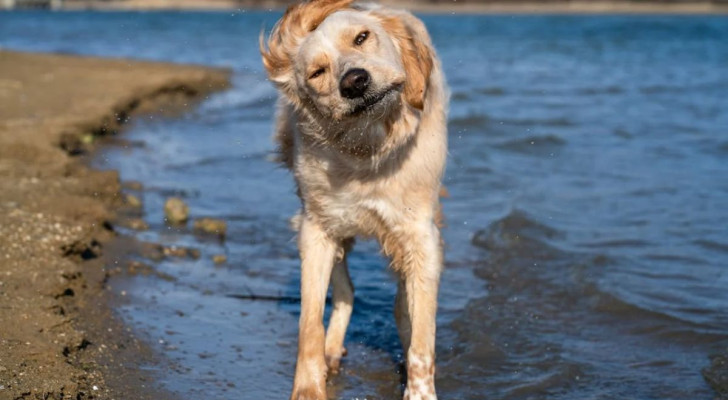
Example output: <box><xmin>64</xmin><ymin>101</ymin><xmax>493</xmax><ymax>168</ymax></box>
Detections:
<box><xmin>0</xmin><ymin>50</ymin><xmax>229</xmax><ymax>399</ymax></box>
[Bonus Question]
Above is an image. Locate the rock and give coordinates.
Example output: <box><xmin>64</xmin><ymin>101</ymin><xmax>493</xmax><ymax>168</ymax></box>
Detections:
<box><xmin>164</xmin><ymin>197</ymin><xmax>189</xmax><ymax>224</ymax></box>
<box><xmin>126</xmin><ymin>261</ymin><xmax>154</xmax><ymax>276</ymax></box>
<box><xmin>193</xmin><ymin>218</ymin><xmax>226</xmax><ymax>239</ymax></box>
<box><xmin>163</xmin><ymin>246</ymin><xmax>200</xmax><ymax>259</ymax></box>
<box><xmin>139</xmin><ymin>242</ymin><xmax>165</xmax><ymax>261</ymax></box>
<box><xmin>140</xmin><ymin>242</ymin><xmax>200</xmax><ymax>261</ymax></box>
<box><xmin>138</xmin><ymin>242</ymin><xmax>200</xmax><ymax>261</ymax></box>
<box><xmin>80</xmin><ymin>134</ymin><xmax>95</xmax><ymax>144</ymax></box>
<box><xmin>61</xmin><ymin>239</ymin><xmax>102</xmax><ymax>261</ymax></box>
<box><xmin>121</xmin><ymin>218</ymin><xmax>148</xmax><ymax>231</ymax></box>
<box><xmin>58</xmin><ymin>132</ymin><xmax>85</xmax><ymax>156</ymax></box>
<box><xmin>121</xmin><ymin>181</ymin><xmax>143</xmax><ymax>191</ymax></box>
<box><xmin>2</xmin><ymin>201</ymin><xmax>19</xmax><ymax>209</ymax></box>
<box><xmin>126</xmin><ymin>260</ymin><xmax>176</xmax><ymax>282</ymax></box>
<box><xmin>212</xmin><ymin>254</ymin><xmax>227</xmax><ymax>264</ymax></box>
<box><xmin>124</xmin><ymin>193</ymin><xmax>142</xmax><ymax>208</ymax></box>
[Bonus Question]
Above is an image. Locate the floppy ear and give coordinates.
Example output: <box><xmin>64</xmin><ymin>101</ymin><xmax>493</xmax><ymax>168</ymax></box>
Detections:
<box><xmin>260</xmin><ymin>0</ymin><xmax>353</xmax><ymax>87</ymax></box>
<box><xmin>259</xmin><ymin>29</ymin><xmax>291</xmax><ymax>86</ymax></box>
<box><xmin>377</xmin><ymin>12</ymin><xmax>434</xmax><ymax>110</ymax></box>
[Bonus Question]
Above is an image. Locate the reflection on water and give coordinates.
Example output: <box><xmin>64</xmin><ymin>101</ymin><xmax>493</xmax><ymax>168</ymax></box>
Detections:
<box><xmin>2</xmin><ymin>11</ymin><xmax>727</xmax><ymax>399</ymax></box>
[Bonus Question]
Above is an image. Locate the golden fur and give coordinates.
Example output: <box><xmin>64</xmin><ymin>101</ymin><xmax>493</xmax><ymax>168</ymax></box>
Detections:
<box><xmin>261</xmin><ymin>2</ymin><xmax>448</xmax><ymax>399</ymax></box>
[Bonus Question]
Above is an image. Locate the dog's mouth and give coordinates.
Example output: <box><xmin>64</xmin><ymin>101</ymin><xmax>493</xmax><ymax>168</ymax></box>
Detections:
<box><xmin>348</xmin><ymin>83</ymin><xmax>403</xmax><ymax>116</ymax></box>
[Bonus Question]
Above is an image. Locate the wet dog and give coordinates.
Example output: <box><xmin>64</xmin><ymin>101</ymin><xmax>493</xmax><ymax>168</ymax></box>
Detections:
<box><xmin>260</xmin><ymin>1</ymin><xmax>447</xmax><ymax>398</ymax></box>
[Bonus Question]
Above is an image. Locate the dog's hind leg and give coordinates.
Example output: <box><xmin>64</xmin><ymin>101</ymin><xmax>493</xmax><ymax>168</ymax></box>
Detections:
<box><xmin>394</xmin><ymin>278</ymin><xmax>412</xmax><ymax>356</ymax></box>
<box><xmin>324</xmin><ymin>238</ymin><xmax>354</xmax><ymax>374</ymax></box>
<box><xmin>291</xmin><ymin>218</ymin><xmax>337</xmax><ymax>400</ymax></box>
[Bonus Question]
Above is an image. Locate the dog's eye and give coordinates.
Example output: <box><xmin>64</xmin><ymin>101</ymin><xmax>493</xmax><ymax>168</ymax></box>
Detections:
<box><xmin>309</xmin><ymin>67</ymin><xmax>325</xmax><ymax>80</ymax></box>
<box><xmin>354</xmin><ymin>31</ymin><xmax>369</xmax><ymax>46</ymax></box>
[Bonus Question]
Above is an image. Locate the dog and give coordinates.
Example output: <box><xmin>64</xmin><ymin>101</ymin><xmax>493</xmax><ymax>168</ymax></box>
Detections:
<box><xmin>260</xmin><ymin>1</ymin><xmax>448</xmax><ymax>399</ymax></box>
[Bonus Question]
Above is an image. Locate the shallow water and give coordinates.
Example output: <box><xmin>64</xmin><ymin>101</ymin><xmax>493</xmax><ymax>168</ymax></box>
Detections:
<box><xmin>2</xmin><ymin>11</ymin><xmax>728</xmax><ymax>399</ymax></box>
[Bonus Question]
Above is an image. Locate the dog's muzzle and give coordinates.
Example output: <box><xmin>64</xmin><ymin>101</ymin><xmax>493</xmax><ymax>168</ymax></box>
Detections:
<box><xmin>340</xmin><ymin>68</ymin><xmax>371</xmax><ymax>99</ymax></box>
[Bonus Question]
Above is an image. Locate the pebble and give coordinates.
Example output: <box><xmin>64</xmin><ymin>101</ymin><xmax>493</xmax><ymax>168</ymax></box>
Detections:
<box><xmin>124</xmin><ymin>218</ymin><xmax>149</xmax><ymax>231</ymax></box>
<box><xmin>124</xmin><ymin>193</ymin><xmax>142</xmax><ymax>208</ymax></box>
<box><xmin>163</xmin><ymin>246</ymin><xmax>201</xmax><ymax>259</ymax></box>
<box><xmin>164</xmin><ymin>197</ymin><xmax>189</xmax><ymax>224</ymax></box>
<box><xmin>193</xmin><ymin>218</ymin><xmax>227</xmax><ymax>239</ymax></box>
<box><xmin>121</xmin><ymin>181</ymin><xmax>143</xmax><ymax>191</ymax></box>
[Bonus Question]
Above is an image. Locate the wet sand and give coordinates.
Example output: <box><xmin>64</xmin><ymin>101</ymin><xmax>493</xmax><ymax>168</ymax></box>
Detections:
<box><xmin>61</xmin><ymin>0</ymin><xmax>728</xmax><ymax>14</ymax></box>
<box><xmin>0</xmin><ymin>50</ymin><xmax>229</xmax><ymax>399</ymax></box>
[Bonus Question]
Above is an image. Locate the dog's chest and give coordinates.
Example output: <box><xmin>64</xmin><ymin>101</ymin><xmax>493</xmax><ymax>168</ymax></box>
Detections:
<box><xmin>313</xmin><ymin>185</ymin><xmax>402</xmax><ymax>239</ymax></box>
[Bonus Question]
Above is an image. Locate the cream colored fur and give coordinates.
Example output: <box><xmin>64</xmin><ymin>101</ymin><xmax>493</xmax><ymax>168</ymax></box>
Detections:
<box><xmin>261</xmin><ymin>2</ymin><xmax>448</xmax><ymax>399</ymax></box>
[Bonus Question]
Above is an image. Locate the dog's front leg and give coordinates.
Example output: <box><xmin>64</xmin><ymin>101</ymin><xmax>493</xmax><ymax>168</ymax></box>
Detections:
<box><xmin>291</xmin><ymin>217</ymin><xmax>337</xmax><ymax>400</ymax></box>
<box><xmin>324</xmin><ymin>252</ymin><xmax>354</xmax><ymax>374</ymax></box>
<box><xmin>396</xmin><ymin>222</ymin><xmax>442</xmax><ymax>400</ymax></box>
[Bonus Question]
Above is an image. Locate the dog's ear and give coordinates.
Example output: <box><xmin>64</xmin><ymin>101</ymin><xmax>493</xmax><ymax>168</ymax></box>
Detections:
<box><xmin>259</xmin><ymin>28</ymin><xmax>290</xmax><ymax>86</ymax></box>
<box><xmin>260</xmin><ymin>0</ymin><xmax>353</xmax><ymax>88</ymax></box>
<box><xmin>377</xmin><ymin>11</ymin><xmax>434</xmax><ymax>110</ymax></box>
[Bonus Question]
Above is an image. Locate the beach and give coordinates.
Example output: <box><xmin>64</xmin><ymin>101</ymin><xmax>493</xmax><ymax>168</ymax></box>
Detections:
<box><xmin>1</xmin><ymin>10</ymin><xmax>727</xmax><ymax>399</ymax></box>
<box><xmin>0</xmin><ymin>50</ymin><xmax>229</xmax><ymax>399</ymax></box>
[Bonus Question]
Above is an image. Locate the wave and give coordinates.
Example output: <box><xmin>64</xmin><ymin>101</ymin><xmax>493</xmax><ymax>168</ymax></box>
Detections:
<box><xmin>639</xmin><ymin>82</ymin><xmax>728</xmax><ymax>95</ymax></box>
<box><xmin>468</xmin><ymin>209</ymin><xmax>726</xmax><ymax>344</ymax></box>
<box><xmin>448</xmin><ymin>114</ymin><xmax>490</xmax><ymax>130</ymax></box>
<box><xmin>703</xmin><ymin>351</ymin><xmax>728</xmax><ymax>398</ymax></box>
<box><xmin>165</xmin><ymin>153</ymin><xmax>268</xmax><ymax>171</ymax></box>
<box><xmin>471</xmin><ymin>209</ymin><xmax>562</xmax><ymax>256</ymax></box>
<box><xmin>498</xmin><ymin>116</ymin><xmax>575</xmax><ymax>127</ymax></box>
<box><xmin>495</xmin><ymin>134</ymin><xmax>566</xmax><ymax>155</ymax></box>
<box><xmin>693</xmin><ymin>239</ymin><xmax>728</xmax><ymax>254</ymax></box>
<box><xmin>581</xmin><ymin>238</ymin><xmax>653</xmax><ymax>249</ymax></box>
<box><xmin>613</xmin><ymin>128</ymin><xmax>633</xmax><ymax>139</ymax></box>
<box><xmin>642</xmin><ymin>253</ymin><xmax>709</xmax><ymax>265</ymax></box>
<box><xmin>574</xmin><ymin>86</ymin><xmax>624</xmax><ymax>95</ymax></box>
<box><xmin>448</xmin><ymin>114</ymin><xmax>574</xmax><ymax>131</ymax></box>
<box><xmin>476</xmin><ymin>87</ymin><xmax>506</xmax><ymax>96</ymax></box>
<box><xmin>521</xmin><ymin>86</ymin><xmax>624</xmax><ymax>96</ymax></box>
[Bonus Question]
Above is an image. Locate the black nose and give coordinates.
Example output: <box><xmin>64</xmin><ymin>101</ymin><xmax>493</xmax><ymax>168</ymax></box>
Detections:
<box><xmin>339</xmin><ymin>68</ymin><xmax>370</xmax><ymax>99</ymax></box>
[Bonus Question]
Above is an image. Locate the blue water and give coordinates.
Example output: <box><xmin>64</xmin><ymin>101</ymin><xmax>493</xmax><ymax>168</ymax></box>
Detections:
<box><xmin>2</xmin><ymin>11</ymin><xmax>728</xmax><ymax>400</ymax></box>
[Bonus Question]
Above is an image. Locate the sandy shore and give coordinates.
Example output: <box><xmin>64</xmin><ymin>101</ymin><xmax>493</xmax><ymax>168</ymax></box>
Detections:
<box><xmin>0</xmin><ymin>50</ymin><xmax>229</xmax><ymax>399</ymax></box>
<box><xmin>60</xmin><ymin>0</ymin><xmax>728</xmax><ymax>14</ymax></box>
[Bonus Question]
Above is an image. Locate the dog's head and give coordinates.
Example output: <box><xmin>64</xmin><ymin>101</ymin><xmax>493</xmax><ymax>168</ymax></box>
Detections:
<box><xmin>261</xmin><ymin>0</ymin><xmax>433</xmax><ymax>122</ymax></box>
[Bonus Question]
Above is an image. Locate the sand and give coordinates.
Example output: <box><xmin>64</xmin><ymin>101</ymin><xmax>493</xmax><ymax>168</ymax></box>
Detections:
<box><xmin>0</xmin><ymin>50</ymin><xmax>229</xmax><ymax>399</ymax></box>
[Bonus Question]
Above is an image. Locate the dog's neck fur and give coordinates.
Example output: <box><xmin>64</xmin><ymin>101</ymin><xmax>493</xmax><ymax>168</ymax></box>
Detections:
<box><xmin>295</xmin><ymin>94</ymin><xmax>422</xmax><ymax>174</ymax></box>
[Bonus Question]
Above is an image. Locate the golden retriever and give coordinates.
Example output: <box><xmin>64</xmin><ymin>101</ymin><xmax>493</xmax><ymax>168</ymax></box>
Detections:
<box><xmin>260</xmin><ymin>1</ymin><xmax>447</xmax><ymax>399</ymax></box>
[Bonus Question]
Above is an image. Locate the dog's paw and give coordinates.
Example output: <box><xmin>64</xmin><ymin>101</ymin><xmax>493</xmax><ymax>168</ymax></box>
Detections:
<box><xmin>325</xmin><ymin>354</ymin><xmax>341</xmax><ymax>375</ymax></box>
<box><xmin>290</xmin><ymin>385</ymin><xmax>326</xmax><ymax>400</ymax></box>
<box><xmin>403</xmin><ymin>378</ymin><xmax>437</xmax><ymax>400</ymax></box>
<box><xmin>403</xmin><ymin>388</ymin><xmax>437</xmax><ymax>400</ymax></box>
<box><xmin>325</xmin><ymin>346</ymin><xmax>347</xmax><ymax>374</ymax></box>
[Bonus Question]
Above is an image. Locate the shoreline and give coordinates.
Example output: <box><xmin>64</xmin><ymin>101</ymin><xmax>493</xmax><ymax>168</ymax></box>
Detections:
<box><xmin>54</xmin><ymin>0</ymin><xmax>728</xmax><ymax>14</ymax></box>
<box><xmin>0</xmin><ymin>50</ymin><xmax>229</xmax><ymax>399</ymax></box>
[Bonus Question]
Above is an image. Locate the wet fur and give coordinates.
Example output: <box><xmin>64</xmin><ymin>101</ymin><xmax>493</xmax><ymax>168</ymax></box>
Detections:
<box><xmin>261</xmin><ymin>2</ymin><xmax>448</xmax><ymax>399</ymax></box>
